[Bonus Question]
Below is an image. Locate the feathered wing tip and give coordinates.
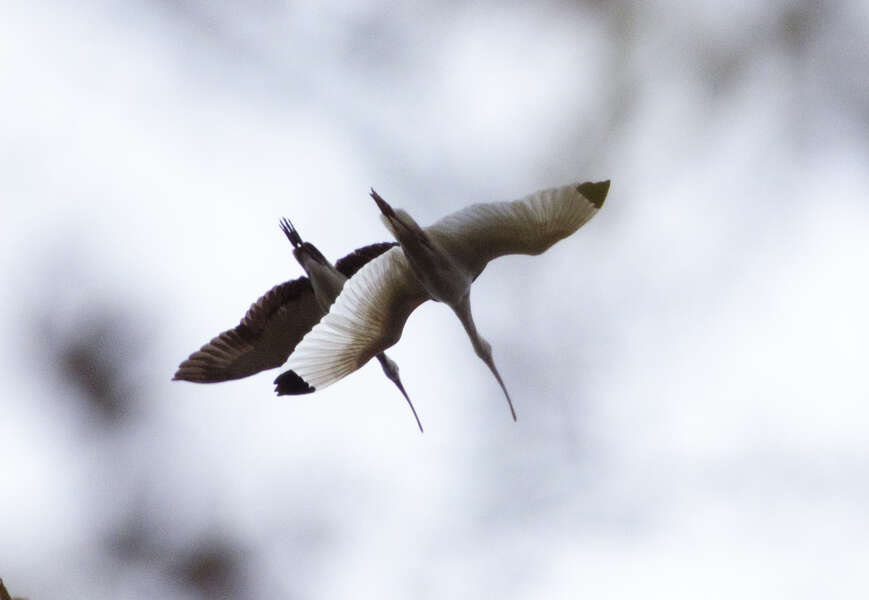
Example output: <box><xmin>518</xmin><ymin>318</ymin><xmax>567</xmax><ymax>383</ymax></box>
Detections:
<box><xmin>279</xmin><ymin>217</ymin><xmax>303</xmax><ymax>248</ymax></box>
<box><xmin>172</xmin><ymin>328</ymin><xmax>252</xmax><ymax>383</ymax></box>
<box><xmin>274</xmin><ymin>369</ymin><xmax>316</xmax><ymax>395</ymax></box>
<box><xmin>576</xmin><ymin>180</ymin><xmax>610</xmax><ymax>209</ymax></box>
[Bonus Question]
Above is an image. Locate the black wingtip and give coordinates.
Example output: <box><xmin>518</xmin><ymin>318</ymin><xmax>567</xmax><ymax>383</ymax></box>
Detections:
<box><xmin>577</xmin><ymin>180</ymin><xmax>610</xmax><ymax>209</ymax></box>
<box><xmin>274</xmin><ymin>370</ymin><xmax>315</xmax><ymax>395</ymax></box>
<box><xmin>279</xmin><ymin>218</ymin><xmax>303</xmax><ymax>248</ymax></box>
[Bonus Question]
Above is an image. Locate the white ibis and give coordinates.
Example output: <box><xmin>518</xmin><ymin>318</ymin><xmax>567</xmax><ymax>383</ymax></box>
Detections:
<box><xmin>279</xmin><ymin>180</ymin><xmax>610</xmax><ymax>420</ymax></box>
<box><xmin>173</xmin><ymin>220</ymin><xmax>424</xmax><ymax>432</ymax></box>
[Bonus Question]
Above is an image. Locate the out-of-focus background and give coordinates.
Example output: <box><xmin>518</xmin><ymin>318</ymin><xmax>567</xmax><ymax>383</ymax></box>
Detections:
<box><xmin>2</xmin><ymin>1</ymin><xmax>868</xmax><ymax>598</ymax></box>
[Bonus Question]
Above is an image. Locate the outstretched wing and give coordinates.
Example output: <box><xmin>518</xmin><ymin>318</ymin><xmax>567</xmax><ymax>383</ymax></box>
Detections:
<box><xmin>278</xmin><ymin>246</ymin><xmax>430</xmax><ymax>392</ymax></box>
<box><xmin>173</xmin><ymin>277</ymin><xmax>322</xmax><ymax>383</ymax></box>
<box><xmin>426</xmin><ymin>180</ymin><xmax>609</xmax><ymax>279</ymax></box>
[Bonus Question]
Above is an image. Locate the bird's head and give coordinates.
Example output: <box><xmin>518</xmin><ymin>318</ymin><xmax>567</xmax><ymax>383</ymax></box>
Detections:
<box><xmin>278</xmin><ymin>217</ymin><xmax>303</xmax><ymax>248</ymax></box>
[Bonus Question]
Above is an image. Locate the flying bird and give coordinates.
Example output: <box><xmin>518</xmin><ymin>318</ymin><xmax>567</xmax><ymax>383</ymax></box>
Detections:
<box><xmin>278</xmin><ymin>180</ymin><xmax>610</xmax><ymax>420</ymax></box>
<box><xmin>173</xmin><ymin>220</ymin><xmax>424</xmax><ymax>432</ymax></box>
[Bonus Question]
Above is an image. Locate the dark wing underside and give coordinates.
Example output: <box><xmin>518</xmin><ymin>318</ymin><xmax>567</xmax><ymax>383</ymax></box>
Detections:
<box><xmin>173</xmin><ymin>277</ymin><xmax>321</xmax><ymax>383</ymax></box>
<box><xmin>334</xmin><ymin>242</ymin><xmax>397</xmax><ymax>278</ymax></box>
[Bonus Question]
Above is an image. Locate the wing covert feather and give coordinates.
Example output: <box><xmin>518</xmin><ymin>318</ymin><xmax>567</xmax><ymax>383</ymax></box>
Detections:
<box><xmin>282</xmin><ymin>246</ymin><xmax>430</xmax><ymax>391</ymax></box>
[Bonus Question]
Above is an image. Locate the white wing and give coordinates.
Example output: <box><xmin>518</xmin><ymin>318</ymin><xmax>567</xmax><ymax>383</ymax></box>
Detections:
<box><xmin>280</xmin><ymin>246</ymin><xmax>430</xmax><ymax>391</ymax></box>
<box><xmin>426</xmin><ymin>180</ymin><xmax>609</xmax><ymax>279</ymax></box>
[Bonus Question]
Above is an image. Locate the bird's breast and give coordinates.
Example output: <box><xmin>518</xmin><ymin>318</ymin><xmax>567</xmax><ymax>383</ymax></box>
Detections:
<box><xmin>403</xmin><ymin>246</ymin><xmax>470</xmax><ymax>305</ymax></box>
<box><xmin>303</xmin><ymin>261</ymin><xmax>347</xmax><ymax>312</ymax></box>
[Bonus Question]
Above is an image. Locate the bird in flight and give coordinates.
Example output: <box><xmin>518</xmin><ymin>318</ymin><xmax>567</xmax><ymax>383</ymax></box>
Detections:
<box><xmin>173</xmin><ymin>220</ymin><xmax>424</xmax><ymax>432</ymax></box>
<box><xmin>279</xmin><ymin>180</ymin><xmax>610</xmax><ymax>420</ymax></box>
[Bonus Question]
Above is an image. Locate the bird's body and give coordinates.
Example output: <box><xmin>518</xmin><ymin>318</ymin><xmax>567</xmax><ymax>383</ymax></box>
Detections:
<box><xmin>173</xmin><ymin>220</ymin><xmax>424</xmax><ymax>432</ymax></box>
<box><xmin>280</xmin><ymin>180</ymin><xmax>610</xmax><ymax>419</ymax></box>
<box><xmin>286</xmin><ymin>228</ymin><xmax>346</xmax><ymax>313</ymax></box>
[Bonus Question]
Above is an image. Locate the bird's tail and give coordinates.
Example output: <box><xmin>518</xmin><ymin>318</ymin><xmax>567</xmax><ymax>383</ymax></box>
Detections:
<box><xmin>279</xmin><ymin>218</ymin><xmax>303</xmax><ymax>248</ymax></box>
<box><xmin>370</xmin><ymin>189</ymin><xmax>430</xmax><ymax>248</ymax></box>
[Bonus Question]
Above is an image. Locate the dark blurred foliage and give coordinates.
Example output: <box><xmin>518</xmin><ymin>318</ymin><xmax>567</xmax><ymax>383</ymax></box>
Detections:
<box><xmin>38</xmin><ymin>296</ymin><xmax>255</xmax><ymax>598</ymax></box>
<box><xmin>42</xmin><ymin>309</ymin><xmax>142</xmax><ymax>427</ymax></box>
<box><xmin>105</xmin><ymin>504</ymin><xmax>251</xmax><ymax>599</ymax></box>
<box><xmin>173</xmin><ymin>541</ymin><xmax>247</xmax><ymax>599</ymax></box>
